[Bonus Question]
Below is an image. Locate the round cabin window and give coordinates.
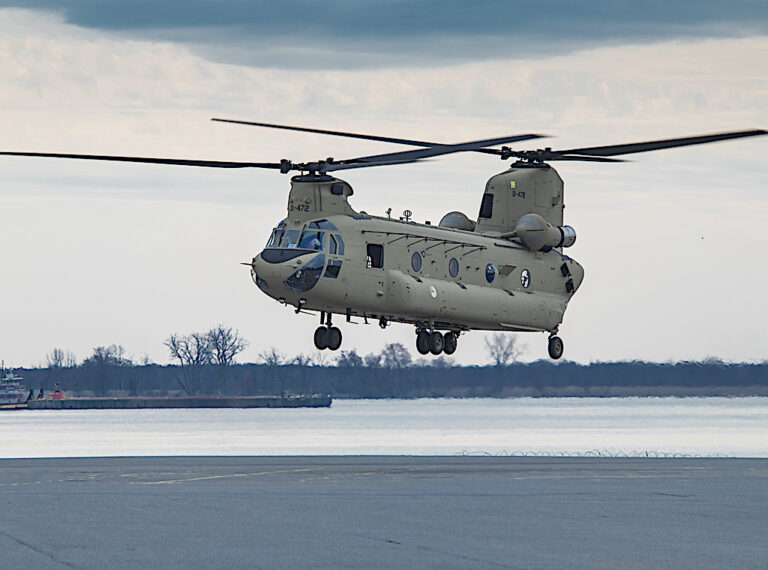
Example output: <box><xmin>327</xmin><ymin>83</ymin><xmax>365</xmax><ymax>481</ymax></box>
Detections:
<box><xmin>411</xmin><ymin>252</ymin><xmax>422</xmax><ymax>272</ymax></box>
<box><xmin>449</xmin><ymin>258</ymin><xmax>459</xmax><ymax>278</ymax></box>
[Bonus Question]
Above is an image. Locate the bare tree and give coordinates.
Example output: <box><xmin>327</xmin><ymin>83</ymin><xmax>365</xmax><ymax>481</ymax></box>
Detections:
<box><xmin>81</xmin><ymin>345</ymin><xmax>132</xmax><ymax>395</ymax></box>
<box><xmin>485</xmin><ymin>333</ymin><xmax>524</xmax><ymax>366</ymax></box>
<box><xmin>430</xmin><ymin>355</ymin><xmax>455</xmax><ymax>368</ymax></box>
<box><xmin>63</xmin><ymin>351</ymin><xmax>77</xmax><ymax>368</ymax></box>
<box><xmin>45</xmin><ymin>348</ymin><xmax>69</xmax><ymax>390</ymax></box>
<box><xmin>46</xmin><ymin>348</ymin><xmax>65</xmax><ymax>369</ymax></box>
<box><xmin>292</xmin><ymin>353</ymin><xmax>312</xmax><ymax>366</ymax></box>
<box><xmin>257</xmin><ymin>347</ymin><xmax>286</xmax><ymax>395</ymax></box>
<box><xmin>335</xmin><ymin>350</ymin><xmax>364</xmax><ymax>367</ymax></box>
<box><xmin>207</xmin><ymin>325</ymin><xmax>248</xmax><ymax>367</ymax></box>
<box><xmin>206</xmin><ymin>324</ymin><xmax>248</xmax><ymax>392</ymax></box>
<box><xmin>309</xmin><ymin>352</ymin><xmax>330</xmax><ymax>367</ymax></box>
<box><xmin>257</xmin><ymin>347</ymin><xmax>285</xmax><ymax>366</ymax></box>
<box><xmin>364</xmin><ymin>353</ymin><xmax>382</xmax><ymax>368</ymax></box>
<box><xmin>164</xmin><ymin>333</ymin><xmax>212</xmax><ymax>395</ymax></box>
<box><xmin>380</xmin><ymin>343</ymin><xmax>412</xmax><ymax>369</ymax></box>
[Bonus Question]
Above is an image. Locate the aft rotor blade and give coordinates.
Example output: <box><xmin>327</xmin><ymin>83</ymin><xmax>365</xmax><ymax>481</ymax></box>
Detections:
<box><xmin>0</xmin><ymin>151</ymin><xmax>284</xmax><ymax>169</ymax></box>
<box><xmin>329</xmin><ymin>133</ymin><xmax>546</xmax><ymax>170</ymax></box>
<box><xmin>212</xmin><ymin>118</ymin><xmax>441</xmax><ymax>148</ymax></box>
<box><xmin>557</xmin><ymin>129</ymin><xmax>767</xmax><ymax>158</ymax></box>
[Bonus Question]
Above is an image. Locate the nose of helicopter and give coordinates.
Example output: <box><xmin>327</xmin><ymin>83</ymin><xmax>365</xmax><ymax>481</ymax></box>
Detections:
<box><xmin>250</xmin><ymin>249</ymin><xmax>319</xmax><ymax>297</ymax></box>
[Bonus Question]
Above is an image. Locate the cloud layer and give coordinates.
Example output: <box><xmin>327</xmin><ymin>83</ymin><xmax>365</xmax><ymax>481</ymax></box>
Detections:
<box><xmin>2</xmin><ymin>0</ymin><xmax>768</xmax><ymax>68</ymax></box>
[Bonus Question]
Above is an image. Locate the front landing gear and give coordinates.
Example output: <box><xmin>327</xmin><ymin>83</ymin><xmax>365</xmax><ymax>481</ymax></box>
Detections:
<box><xmin>314</xmin><ymin>326</ymin><xmax>342</xmax><ymax>350</ymax></box>
<box><xmin>314</xmin><ymin>313</ymin><xmax>342</xmax><ymax>351</ymax></box>
<box><xmin>547</xmin><ymin>335</ymin><xmax>564</xmax><ymax>360</ymax></box>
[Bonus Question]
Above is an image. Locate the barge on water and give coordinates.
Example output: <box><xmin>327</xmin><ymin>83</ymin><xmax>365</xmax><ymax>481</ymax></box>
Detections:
<box><xmin>26</xmin><ymin>395</ymin><xmax>331</xmax><ymax>410</ymax></box>
<box><xmin>0</xmin><ymin>368</ymin><xmax>30</xmax><ymax>410</ymax></box>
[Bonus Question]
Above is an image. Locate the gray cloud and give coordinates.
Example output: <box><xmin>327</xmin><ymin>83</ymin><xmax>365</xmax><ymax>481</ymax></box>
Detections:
<box><xmin>3</xmin><ymin>0</ymin><xmax>768</xmax><ymax>68</ymax></box>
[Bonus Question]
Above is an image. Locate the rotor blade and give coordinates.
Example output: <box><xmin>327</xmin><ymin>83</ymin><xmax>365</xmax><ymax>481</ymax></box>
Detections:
<box><xmin>0</xmin><ymin>151</ymin><xmax>284</xmax><ymax>169</ymax></box>
<box><xmin>332</xmin><ymin>133</ymin><xmax>546</xmax><ymax>168</ymax></box>
<box><xmin>324</xmin><ymin>158</ymin><xmax>426</xmax><ymax>172</ymax></box>
<box><xmin>557</xmin><ymin>129</ymin><xmax>767</xmax><ymax>158</ymax></box>
<box><xmin>212</xmin><ymin>118</ymin><xmax>442</xmax><ymax>148</ymax></box>
<box><xmin>543</xmin><ymin>155</ymin><xmax>627</xmax><ymax>163</ymax></box>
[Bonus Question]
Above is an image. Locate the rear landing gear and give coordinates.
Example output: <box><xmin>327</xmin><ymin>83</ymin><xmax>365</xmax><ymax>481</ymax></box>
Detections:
<box><xmin>548</xmin><ymin>335</ymin><xmax>564</xmax><ymax>360</ymax></box>
<box><xmin>415</xmin><ymin>328</ymin><xmax>459</xmax><ymax>356</ymax></box>
<box><xmin>443</xmin><ymin>332</ymin><xmax>458</xmax><ymax>355</ymax></box>
<box><xmin>416</xmin><ymin>330</ymin><xmax>430</xmax><ymax>355</ymax></box>
<box><xmin>428</xmin><ymin>332</ymin><xmax>444</xmax><ymax>355</ymax></box>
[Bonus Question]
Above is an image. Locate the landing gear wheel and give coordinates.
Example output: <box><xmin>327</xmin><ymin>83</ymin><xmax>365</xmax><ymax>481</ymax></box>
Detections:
<box><xmin>428</xmin><ymin>331</ymin><xmax>444</xmax><ymax>355</ymax></box>
<box><xmin>327</xmin><ymin>326</ymin><xmax>342</xmax><ymax>351</ymax></box>
<box><xmin>416</xmin><ymin>330</ymin><xmax>430</xmax><ymax>355</ymax></box>
<box><xmin>443</xmin><ymin>332</ymin><xmax>457</xmax><ymax>355</ymax></box>
<box><xmin>313</xmin><ymin>326</ymin><xmax>329</xmax><ymax>350</ymax></box>
<box><xmin>548</xmin><ymin>336</ymin><xmax>564</xmax><ymax>360</ymax></box>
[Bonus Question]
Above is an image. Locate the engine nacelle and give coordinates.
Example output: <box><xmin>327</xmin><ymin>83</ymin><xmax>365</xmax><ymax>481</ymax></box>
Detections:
<box><xmin>514</xmin><ymin>213</ymin><xmax>576</xmax><ymax>251</ymax></box>
<box><xmin>439</xmin><ymin>211</ymin><xmax>476</xmax><ymax>231</ymax></box>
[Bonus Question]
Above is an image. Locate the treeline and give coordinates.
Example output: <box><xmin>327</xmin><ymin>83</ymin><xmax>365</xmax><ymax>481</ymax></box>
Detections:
<box><xmin>10</xmin><ymin>328</ymin><xmax>766</xmax><ymax>398</ymax></box>
<box><xmin>16</xmin><ymin>358</ymin><xmax>768</xmax><ymax>398</ymax></box>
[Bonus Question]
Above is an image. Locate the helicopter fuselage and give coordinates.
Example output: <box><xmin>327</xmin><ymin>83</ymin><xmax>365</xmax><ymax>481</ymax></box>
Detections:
<box><xmin>250</xmin><ymin>210</ymin><xmax>584</xmax><ymax>334</ymax></box>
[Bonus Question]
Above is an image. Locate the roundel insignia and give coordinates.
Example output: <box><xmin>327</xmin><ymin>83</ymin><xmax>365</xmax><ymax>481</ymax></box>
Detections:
<box><xmin>485</xmin><ymin>264</ymin><xmax>497</xmax><ymax>283</ymax></box>
<box><xmin>521</xmin><ymin>269</ymin><xmax>531</xmax><ymax>288</ymax></box>
<box><xmin>429</xmin><ymin>285</ymin><xmax>438</xmax><ymax>298</ymax></box>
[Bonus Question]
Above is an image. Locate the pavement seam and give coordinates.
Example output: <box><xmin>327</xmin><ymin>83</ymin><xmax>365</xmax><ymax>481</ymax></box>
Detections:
<box><xmin>350</xmin><ymin>532</ymin><xmax>515</xmax><ymax>568</ymax></box>
<box><xmin>0</xmin><ymin>528</ymin><xmax>81</xmax><ymax>569</ymax></box>
<box><xmin>130</xmin><ymin>467</ymin><xmax>313</xmax><ymax>485</ymax></box>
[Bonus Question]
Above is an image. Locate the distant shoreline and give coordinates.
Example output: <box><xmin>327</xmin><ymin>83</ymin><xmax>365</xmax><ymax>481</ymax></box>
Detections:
<box><xmin>12</xmin><ymin>360</ymin><xmax>768</xmax><ymax>399</ymax></box>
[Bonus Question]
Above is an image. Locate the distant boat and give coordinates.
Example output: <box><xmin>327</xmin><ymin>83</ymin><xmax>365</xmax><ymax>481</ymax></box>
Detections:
<box><xmin>0</xmin><ymin>368</ymin><xmax>30</xmax><ymax>410</ymax></box>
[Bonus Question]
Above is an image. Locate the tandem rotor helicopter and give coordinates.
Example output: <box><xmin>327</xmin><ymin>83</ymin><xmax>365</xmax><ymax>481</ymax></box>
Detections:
<box><xmin>2</xmin><ymin>121</ymin><xmax>765</xmax><ymax>359</ymax></box>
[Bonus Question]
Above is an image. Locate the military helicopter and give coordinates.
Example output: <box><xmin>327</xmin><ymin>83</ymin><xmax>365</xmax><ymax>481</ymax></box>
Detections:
<box><xmin>1</xmin><ymin>122</ymin><xmax>765</xmax><ymax>359</ymax></box>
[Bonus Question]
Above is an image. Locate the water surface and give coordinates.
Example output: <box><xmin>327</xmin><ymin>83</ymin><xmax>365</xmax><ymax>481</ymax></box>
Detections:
<box><xmin>1</xmin><ymin>397</ymin><xmax>766</xmax><ymax>458</ymax></box>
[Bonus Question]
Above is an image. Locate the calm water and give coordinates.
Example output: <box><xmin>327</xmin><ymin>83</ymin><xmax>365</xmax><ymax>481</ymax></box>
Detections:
<box><xmin>1</xmin><ymin>397</ymin><xmax>766</xmax><ymax>458</ymax></box>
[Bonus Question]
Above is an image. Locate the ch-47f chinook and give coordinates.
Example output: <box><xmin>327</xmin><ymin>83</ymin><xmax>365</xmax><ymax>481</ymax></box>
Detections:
<box><xmin>1</xmin><ymin>121</ymin><xmax>765</xmax><ymax>359</ymax></box>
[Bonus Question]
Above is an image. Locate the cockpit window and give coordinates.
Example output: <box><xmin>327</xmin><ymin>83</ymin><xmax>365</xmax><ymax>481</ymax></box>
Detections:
<box><xmin>266</xmin><ymin>228</ymin><xmax>283</xmax><ymax>248</ymax></box>
<box><xmin>284</xmin><ymin>230</ymin><xmax>301</xmax><ymax>247</ymax></box>
<box><xmin>266</xmin><ymin>227</ymin><xmax>301</xmax><ymax>248</ymax></box>
<box><xmin>298</xmin><ymin>230</ymin><xmax>326</xmax><ymax>250</ymax></box>
<box><xmin>309</xmin><ymin>219</ymin><xmax>338</xmax><ymax>231</ymax></box>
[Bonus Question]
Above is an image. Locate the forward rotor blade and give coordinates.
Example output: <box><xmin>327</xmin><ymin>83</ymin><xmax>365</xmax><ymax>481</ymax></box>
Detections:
<box><xmin>212</xmin><ymin>118</ymin><xmax>441</xmax><ymax>148</ymax></box>
<box><xmin>546</xmin><ymin>155</ymin><xmax>626</xmax><ymax>163</ymax></box>
<box><xmin>557</xmin><ymin>129</ymin><xmax>767</xmax><ymax>158</ymax></box>
<box><xmin>212</xmin><ymin>118</ymin><xmax>548</xmax><ymax>160</ymax></box>
<box><xmin>329</xmin><ymin>133</ymin><xmax>545</xmax><ymax>170</ymax></box>
<box><xmin>324</xmin><ymin>158</ymin><xmax>426</xmax><ymax>172</ymax></box>
<box><xmin>0</xmin><ymin>151</ymin><xmax>284</xmax><ymax>169</ymax></box>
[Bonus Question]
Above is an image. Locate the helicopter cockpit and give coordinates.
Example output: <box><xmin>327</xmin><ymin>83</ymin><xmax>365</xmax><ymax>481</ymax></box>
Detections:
<box><xmin>265</xmin><ymin>219</ymin><xmax>344</xmax><ymax>254</ymax></box>
<box><xmin>256</xmin><ymin>219</ymin><xmax>347</xmax><ymax>294</ymax></box>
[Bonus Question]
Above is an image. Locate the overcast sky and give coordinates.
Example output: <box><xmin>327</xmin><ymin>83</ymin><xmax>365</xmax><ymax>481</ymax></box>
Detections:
<box><xmin>0</xmin><ymin>2</ymin><xmax>766</xmax><ymax>367</ymax></box>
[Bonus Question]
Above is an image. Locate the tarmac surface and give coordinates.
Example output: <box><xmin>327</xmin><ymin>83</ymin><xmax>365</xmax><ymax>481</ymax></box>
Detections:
<box><xmin>0</xmin><ymin>456</ymin><xmax>766</xmax><ymax>569</ymax></box>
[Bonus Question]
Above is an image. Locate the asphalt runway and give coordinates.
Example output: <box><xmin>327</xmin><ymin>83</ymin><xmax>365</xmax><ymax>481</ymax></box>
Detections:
<box><xmin>1</xmin><ymin>457</ymin><xmax>766</xmax><ymax>569</ymax></box>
